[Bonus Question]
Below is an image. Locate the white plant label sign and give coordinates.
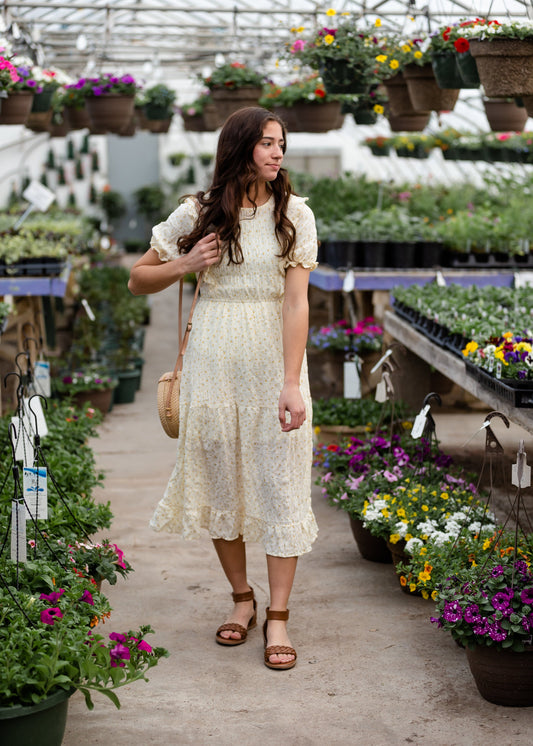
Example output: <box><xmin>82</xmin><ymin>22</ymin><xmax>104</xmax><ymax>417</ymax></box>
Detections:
<box><xmin>33</xmin><ymin>361</ymin><xmax>51</xmax><ymax>398</ymax></box>
<box><xmin>11</xmin><ymin>501</ymin><xmax>27</xmax><ymax>562</ymax></box>
<box><xmin>23</xmin><ymin>466</ymin><xmax>48</xmax><ymax>520</ymax></box>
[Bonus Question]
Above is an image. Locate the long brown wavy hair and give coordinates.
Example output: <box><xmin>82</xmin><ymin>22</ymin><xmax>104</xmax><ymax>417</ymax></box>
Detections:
<box><xmin>177</xmin><ymin>106</ymin><xmax>297</xmax><ymax>264</ymax></box>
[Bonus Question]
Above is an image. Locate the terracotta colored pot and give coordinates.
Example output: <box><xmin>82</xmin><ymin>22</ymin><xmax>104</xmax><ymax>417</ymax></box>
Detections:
<box><xmin>72</xmin><ymin>387</ymin><xmax>114</xmax><ymax>415</ymax></box>
<box><xmin>483</xmin><ymin>98</ymin><xmax>528</xmax><ymax>132</ymax></box>
<box><xmin>0</xmin><ymin>91</ymin><xmax>34</xmax><ymax>125</ymax></box>
<box><xmin>182</xmin><ymin>112</ymin><xmax>205</xmax><ymax>131</ymax></box>
<box><xmin>383</xmin><ymin>72</ymin><xmax>420</xmax><ymax>116</ymax></box>
<box><xmin>145</xmin><ymin>117</ymin><xmax>172</xmax><ymax>133</ymax></box>
<box><xmin>469</xmin><ymin>38</ymin><xmax>533</xmax><ymax>97</ymax></box>
<box><xmin>85</xmin><ymin>94</ymin><xmax>135</xmax><ymax>134</ymax></box>
<box><xmin>387</xmin><ymin>111</ymin><xmax>431</xmax><ymax>132</ymax></box>
<box><xmin>272</xmin><ymin>105</ymin><xmax>303</xmax><ymax>132</ymax></box>
<box><xmin>49</xmin><ymin>118</ymin><xmax>70</xmax><ymax>137</ymax></box>
<box><xmin>211</xmin><ymin>86</ymin><xmax>263</xmax><ymax>125</ymax></box>
<box><xmin>349</xmin><ymin>516</ymin><xmax>392</xmax><ymax>563</ymax></box>
<box><xmin>403</xmin><ymin>63</ymin><xmax>459</xmax><ymax>112</ymax></box>
<box><xmin>202</xmin><ymin>103</ymin><xmax>220</xmax><ymax>131</ymax></box>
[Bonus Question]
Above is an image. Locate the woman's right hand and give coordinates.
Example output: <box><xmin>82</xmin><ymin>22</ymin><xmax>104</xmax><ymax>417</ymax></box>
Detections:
<box><xmin>183</xmin><ymin>232</ymin><xmax>220</xmax><ymax>273</ymax></box>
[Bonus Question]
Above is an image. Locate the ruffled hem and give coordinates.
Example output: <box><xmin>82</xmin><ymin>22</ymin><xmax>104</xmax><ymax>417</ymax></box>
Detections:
<box><xmin>149</xmin><ymin>503</ymin><xmax>318</xmax><ymax>558</ymax></box>
<box><xmin>284</xmin><ymin>258</ymin><xmax>318</xmax><ymax>271</ymax></box>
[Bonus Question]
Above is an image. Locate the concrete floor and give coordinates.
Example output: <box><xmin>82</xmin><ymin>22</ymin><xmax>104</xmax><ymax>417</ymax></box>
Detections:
<box><xmin>63</xmin><ymin>270</ymin><xmax>533</xmax><ymax>746</ymax></box>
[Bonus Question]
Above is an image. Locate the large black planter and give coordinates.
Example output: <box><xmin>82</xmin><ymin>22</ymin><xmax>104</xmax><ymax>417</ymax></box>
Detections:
<box><xmin>455</xmin><ymin>51</ymin><xmax>480</xmax><ymax>88</ymax></box>
<box><xmin>431</xmin><ymin>52</ymin><xmax>463</xmax><ymax>89</ymax></box>
<box><xmin>359</xmin><ymin>241</ymin><xmax>387</xmax><ymax>269</ymax></box>
<box><xmin>320</xmin><ymin>59</ymin><xmax>370</xmax><ymax>95</ymax></box>
<box><xmin>0</xmin><ymin>688</ymin><xmax>71</xmax><ymax>746</ymax></box>
<box><xmin>325</xmin><ymin>240</ymin><xmax>358</xmax><ymax>269</ymax></box>
<box><xmin>387</xmin><ymin>241</ymin><xmax>416</xmax><ymax>269</ymax></box>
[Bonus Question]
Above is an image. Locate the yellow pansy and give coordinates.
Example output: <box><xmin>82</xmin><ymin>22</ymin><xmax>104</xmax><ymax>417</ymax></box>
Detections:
<box><xmin>381</xmin><ymin>508</ymin><xmax>390</xmax><ymax>518</ymax></box>
<box><xmin>389</xmin><ymin>533</ymin><xmax>401</xmax><ymax>544</ymax></box>
<box><xmin>397</xmin><ymin>507</ymin><xmax>406</xmax><ymax>518</ymax></box>
<box><xmin>414</xmin><ymin>50</ymin><xmax>423</xmax><ymax>59</ymax></box>
<box><xmin>389</xmin><ymin>59</ymin><xmax>399</xmax><ymax>69</ymax></box>
<box><xmin>421</xmin><ymin>590</ymin><xmax>429</xmax><ymax>600</ymax></box>
<box><xmin>418</xmin><ymin>571</ymin><xmax>431</xmax><ymax>582</ymax></box>
<box><xmin>326</xmin><ymin>8</ymin><xmax>336</xmax><ymax>16</ymax></box>
<box><xmin>404</xmin><ymin>533</ymin><xmax>413</xmax><ymax>541</ymax></box>
<box><xmin>440</xmin><ymin>492</ymin><xmax>449</xmax><ymax>500</ymax></box>
<box><xmin>419</xmin><ymin>547</ymin><xmax>427</xmax><ymax>555</ymax></box>
<box><xmin>375</xmin><ymin>54</ymin><xmax>388</xmax><ymax>63</ymax></box>
<box><xmin>424</xmin><ymin>563</ymin><xmax>433</xmax><ymax>573</ymax></box>
<box><xmin>401</xmin><ymin>44</ymin><xmax>411</xmax><ymax>53</ymax></box>
<box><xmin>516</xmin><ymin>342</ymin><xmax>532</xmax><ymax>352</ymax></box>
<box><xmin>409</xmin><ymin>583</ymin><xmax>417</xmax><ymax>593</ymax></box>
<box><xmin>324</xmin><ymin>34</ymin><xmax>335</xmax><ymax>45</ymax></box>
<box><xmin>314</xmin><ymin>425</ymin><xmax>321</xmax><ymax>435</ymax></box>
<box><xmin>483</xmin><ymin>538</ymin><xmax>492</xmax><ymax>550</ymax></box>
<box><xmin>375</xmin><ymin>18</ymin><xmax>382</xmax><ymax>27</ymax></box>
<box><xmin>297</xmin><ymin>26</ymin><xmax>305</xmax><ymax>33</ymax></box>
<box><xmin>431</xmin><ymin>590</ymin><xmax>438</xmax><ymax>601</ymax></box>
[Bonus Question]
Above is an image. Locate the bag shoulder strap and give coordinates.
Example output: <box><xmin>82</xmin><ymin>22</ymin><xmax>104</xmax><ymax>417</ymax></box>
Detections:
<box><xmin>172</xmin><ymin>272</ymin><xmax>203</xmax><ymax>382</ymax></box>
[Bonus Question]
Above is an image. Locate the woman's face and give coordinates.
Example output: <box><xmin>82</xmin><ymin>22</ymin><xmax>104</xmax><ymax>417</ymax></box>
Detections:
<box><xmin>252</xmin><ymin>120</ymin><xmax>284</xmax><ymax>184</ymax></box>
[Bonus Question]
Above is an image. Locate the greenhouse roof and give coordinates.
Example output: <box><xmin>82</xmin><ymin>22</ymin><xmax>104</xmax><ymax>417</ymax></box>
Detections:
<box><xmin>2</xmin><ymin>0</ymin><xmax>532</xmax><ymax>80</ymax></box>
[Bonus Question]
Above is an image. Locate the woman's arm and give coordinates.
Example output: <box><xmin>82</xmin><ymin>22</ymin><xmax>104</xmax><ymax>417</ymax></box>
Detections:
<box><xmin>278</xmin><ymin>264</ymin><xmax>311</xmax><ymax>432</ymax></box>
<box><xmin>128</xmin><ymin>233</ymin><xmax>220</xmax><ymax>295</ymax></box>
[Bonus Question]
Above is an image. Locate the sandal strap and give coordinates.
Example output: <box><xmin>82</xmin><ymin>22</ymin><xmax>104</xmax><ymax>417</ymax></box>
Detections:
<box><xmin>264</xmin><ymin>645</ymin><xmax>297</xmax><ymax>662</ymax></box>
<box><xmin>265</xmin><ymin>607</ymin><xmax>289</xmax><ymax>621</ymax></box>
<box><xmin>232</xmin><ymin>588</ymin><xmax>254</xmax><ymax>603</ymax></box>
<box><xmin>216</xmin><ymin>622</ymin><xmax>248</xmax><ymax>637</ymax></box>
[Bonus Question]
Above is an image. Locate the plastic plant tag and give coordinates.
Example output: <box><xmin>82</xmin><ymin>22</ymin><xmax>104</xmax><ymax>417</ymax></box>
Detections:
<box><xmin>23</xmin><ymin>466</ymin><xmax>48</xmax><ymax>520</ymax></box>
<box><xmin>514</xmin><ymin>272</ymin><xmax>533</xmax><ymax>289</ymax></box>
<box><xmin>461</xmin><ymin>420</ymin><xmax>490</xmax><ymax>448</ymax></box>
<box><xmin>11</xmin><ymin>501</ymin><xmax>27</xmax><ymax>562</ymax></box>
<box><xmin>375</xmin><ymin>378</ymin><xmax>387</xmax><ymax>403</ymax></box>
<box><xmin>23</xmin><ymin>396</ymin><xmax>48</xmax><ymax>437</ymax></box>
<box><xmin>435</xmin><ymin>270</ymin><xmax>446</xmax><ymax>287</ymax></box>
<box><xmin>370</xmin><ymin>348</ymin><xmax>393</xmax><ymax>375</ymax></box>
<box><xmin>496</xmin><ymin>362</ymin><xmax>502</xmax><ymax>379</ymax></box>
<box><xmin>342</xmin><ymin>269</ymin><xmax>355</xmax><ymax>293</ymax></box>
<box><xmin>344</xmin><ymin>360</ymin><xmax>361</xmax><ymax>399</ymax></box>
<box><xmin>81</xmin><ymin>298</ymin><xmax>96</xmax><ymax>321</ymax></box>
<box><xmin>411</xmin><ymin>404</ymin><xmax>430</xmax><ymax>439</ymax></box>
<box><xmin>512</xmin><ymin>442</ymin><xmax>531</xmax><ymax>489</ymax></box>
<box><xmin>11</xmin><ymin>416</ymin><xmax>34</xmax><ymax>466</ymax></box>
<box><xmin>33</xmin><ymin>361</ymin><xmax>51</xmax><ymax>398</ymax></box>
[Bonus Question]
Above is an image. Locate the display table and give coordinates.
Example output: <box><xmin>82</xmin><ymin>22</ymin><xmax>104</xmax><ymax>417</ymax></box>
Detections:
<box><xmin>384</xmin><ymin>310</ymin><xmax>533</xmax><ymax>435</ymax></box>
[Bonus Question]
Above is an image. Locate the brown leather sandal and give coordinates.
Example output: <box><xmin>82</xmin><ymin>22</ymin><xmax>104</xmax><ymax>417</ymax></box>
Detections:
<box><xmin>215</xmin><ymin>588</ymin><xmax>257</xmax><ymax>646</ymax></box>
<box><xmin>263</xmin><ymin>607</ymin><xmax>297</xmax><ymax>670</ymax></box>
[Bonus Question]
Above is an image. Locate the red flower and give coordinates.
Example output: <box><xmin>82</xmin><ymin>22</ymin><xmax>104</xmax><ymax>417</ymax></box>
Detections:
<box><xmin>454</xmin><ymin>37</ymin><xmax>470</xmax><ymax>53</ymax></box>
<box><xmin>315</xmin><ymin>87</ymin><xmax>326</xmax><ymax>98</ymax></box>
<box><xmin>442</xmin><ymin>27</ymin><xmax>451</xmax><ymax>41</ymax></box>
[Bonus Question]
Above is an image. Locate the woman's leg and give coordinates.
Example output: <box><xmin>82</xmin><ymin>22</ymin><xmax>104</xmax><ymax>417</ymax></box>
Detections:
<box><xmin>265</xmin><ymin>554</ymin><xmax>298</xmax><ymax>665</ymax></box>
<box><xmin>213</xmin><ymin>536</ymin><xmax>255</xmax><ymax>641</ymax></box>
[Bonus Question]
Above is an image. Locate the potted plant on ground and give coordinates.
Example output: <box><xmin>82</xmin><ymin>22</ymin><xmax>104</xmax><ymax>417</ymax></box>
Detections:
<box><xmin>53</xmin><ymin>367</ymin><xmax>118</xmax><ymax>415</ymax></box>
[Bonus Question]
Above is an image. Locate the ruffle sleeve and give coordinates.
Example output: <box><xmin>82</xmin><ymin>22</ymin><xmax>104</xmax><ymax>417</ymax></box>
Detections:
<box><xmin>150</xmin><ymin>197</ymin><xmax>198</xmax><ymax>262</ymax></box>
<box><xmin>283</xmin><ymin>195</ymin><xmax>318</xmax><ymax>271</ymax></box>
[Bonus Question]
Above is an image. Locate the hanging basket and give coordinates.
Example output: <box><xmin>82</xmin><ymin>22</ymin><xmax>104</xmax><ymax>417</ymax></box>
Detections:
<box><xmin>85</xmin><ymin>94</ymin><xmax>135</xmax><ymax>134</ymax></box>
<box><xmin>135</xmin><ymin>105</ymin><xmax>150</xmax><ymax>130</ymax></box>
<box><xmin>271</xmin><ymin>105</ymin><xmax>303</xmax><ymax>132</ymax></box>
<box><xmin>0</xmin><ymin>688</ymin><xmax>72</xmax><ymax>746</ymax></box>
<box><xmin>320</xmin><ymin>59</ymin><xmax>370</xmax><ymax>95</ymax></box>
<box><xmin>469</xmin><ymin>38</ymin><xmax>533</xmax><ymax>97</ymax></box>
<box><xmin>455</xmin><ymin>51</ymin><xmax>480</xmax><ymax>88</ymax></box>
<box><xmin>289</xmin><ymin>101</ymin><xmax>343</xmax><ymax>132</ymax></box>
<box><xmin>145</xmin><ymin>117</ymin><xmax>172</xmax><ymax>133</ymax></box>
<box><xmin>0</xmin><ymin>91</ymin><xmax>34</xmax><ymax>125</ymax></box>
<box><xmin>210</xmin><ymin>86</ymin><xmax>263</xmax><ymax>125</ymax></box>
<box><xmin>466</xmin><ymin>645</ymin><xmax>533</xmax><ymax>707</ymax></box>
<box><xmin>483</xmin><ymin>98</ymin><xmax>528</xmax><ymax>132</ymax></box>
<box><xmin>403</xmin><ymin>63</ymin><xmax>460</xmax><ymax>112</ymax></box>
<box><xmin>65</xmin><ymin>105</ymin><xmax>91</xmax><ymax>130</ymax></box>
<box><xmin>431</xmin><ymin>52</ymin><xmax>463</xmax><ymax>89</ymax></box>
<box><xmin>118</xmin><ymin>114</ymin><xmax>137</xmax><ymax>137</ymax></box>
<box><xmin>387</xmin><ymin>111</ymin><xmax>431</xmax><ymax>132</ymax></box>
<box><xmin>25</xmin><ymin>109</ymin><xmax>53</xmax><ymax>132</ymax></box>
<box><xmin>182</xmin><ymin>112</ymin><xmax>205</xmax><ymax>131</ymax></box>
<box><xmin>49</xmin><ymin>117</ymin><xmax>70</xmax><ymax>138</ymax></box>
<box><xmin>202</xmin><ymin>103</ymin><xmax>220</xmax><ymax>131</ymax></box>
<box><xmin>30</xmin><ymin>89</ymin><xmax>55</xmax><ymax>113</ymax></box>
<box><xmin>382</xmin><ymin>72</ymin><xmax>418</xmax><ymax>116</ymax></box>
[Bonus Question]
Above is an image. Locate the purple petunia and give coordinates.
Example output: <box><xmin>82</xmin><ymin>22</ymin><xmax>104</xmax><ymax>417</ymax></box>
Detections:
<box><xmin>521</xmin><ymin>587</ymin><xmax>533</xmax><ymax>604</ymax></box>
<box><xmin>92</xmin><ymin>86</ymin><xmax>104</xmax><ymax>96</ymax></box>
<box><xmin>473</xmin><ymin>617</ymin><xmax>489</xmax><ymax>636</ymax></box>
<box><xmin>442</xmin><ymin>600</ymin><xmax>462</xmax><ymax>623</ymax></box>
<box><xmin>41</xmin><ymin>607</ymin><xmax>63</xmax><ymax>625</ymax></box>
<box><xmin>40</xmin><ymin>589</ymin><xmax>65</xmax><ymax>603</ymax></box>
<box><xmin>491</xmin><ymin>592</ymin><xmax>510</xmax><ymax>611</ymax></box>
<box><xmin>488</xmin><ymin>622</ymin><xmax>507</xmax><ymax>642</ymax></box>
<box><xmin>79</xmin><ymin>590</ymin><xmax>94</xmax><ymax>605</ymax></box>
<box><xmin>515</xmin><ymin>560</ymin><xmax>529</xmax><ymax>576</ymax></box>
<box><xmin>110</xmin><ymin>643</ymin><xmax>131</xmax><ymax>667</ymax></box>
<box><xmin>109</xmin><ymin>631</ymin><xmax>128</xmax><ymax>644</ymax></box>
<box><xmin>490</xmin><ymin>565</ymin><xmax>504</xmax><ymax>577</ymax></box>
<box><xmin>464</xmin><ymin>604</ymin><xmax>480</xmax><ymax>624</ymax></box>
<box><xmin>430</xmin><ymin>616</ymin><xmax>443</xmax><ymax>628</ymax></box>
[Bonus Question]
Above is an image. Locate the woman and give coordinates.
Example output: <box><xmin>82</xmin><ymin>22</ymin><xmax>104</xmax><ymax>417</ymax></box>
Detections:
<box><xmin>129</xmin><ymin>106</ymin><xmax>318</xmax><ymax>670</ymax></box>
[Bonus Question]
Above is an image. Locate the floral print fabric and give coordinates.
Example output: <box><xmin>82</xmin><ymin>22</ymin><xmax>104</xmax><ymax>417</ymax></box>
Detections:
<box><xmin>149</xmin><ymin>195</ymin><xmax>319</xmax><ymax>557</ymax></box>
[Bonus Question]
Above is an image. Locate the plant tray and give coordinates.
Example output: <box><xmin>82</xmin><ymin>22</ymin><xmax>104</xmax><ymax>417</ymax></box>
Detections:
<box><xmin>465</xmin><ymin>360</ymin><xmax>533</xmax><ymax>408</ymax></box>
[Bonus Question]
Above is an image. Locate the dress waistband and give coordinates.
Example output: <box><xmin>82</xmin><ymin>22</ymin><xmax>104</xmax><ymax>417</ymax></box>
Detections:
<box><xmin>200</xmin><ymin>296</ymin><xmax>282</xmax><ymax>303</ymax></box>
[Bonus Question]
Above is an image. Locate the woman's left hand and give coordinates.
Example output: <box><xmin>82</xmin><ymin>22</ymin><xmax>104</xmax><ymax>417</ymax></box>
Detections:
<box><xmin>278</xmin><ymin>383</ymin><xmax>306</xmax><ymax>432</ymax></box>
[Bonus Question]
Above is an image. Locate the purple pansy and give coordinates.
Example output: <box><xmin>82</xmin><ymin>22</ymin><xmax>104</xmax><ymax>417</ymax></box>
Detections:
<box><xmin>40</xmin><ymin>589</ymin><xmax>65</xmax><ymax>603</ymax></box>
<box><xmin>40</xmin><ymin>607</ymin><xmax>63</xmax><ymax>625</ymax></box>
<box><xmin>442</xmin><ymin>600</ymin><xmax>462</xmax><ymax>623</ymax></box>
<box><xmin>521</xmin><ymin>587</ymin><xmax>533</xmax><ymax>604</ymax></box>
<box><xmin>110</xmin><ymin>643</ymin><xmax>131</xmax><ymax>667</ymax></box>
<box><xmin>491</xmin><ymin>592</ymin><xmax>510</xmax><ymax>611</ymax></box>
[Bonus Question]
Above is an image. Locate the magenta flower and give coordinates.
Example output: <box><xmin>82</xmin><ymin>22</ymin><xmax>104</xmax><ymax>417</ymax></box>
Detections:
<box><xmin>521</xmin><ymin>587</ymin><xmax>533</xmax><ymax>604</ymax></box>
<box><xmin>490</xmin><ymin>565</ymin><xmax>504</xmax><ymax>577</ymax></box>
<box><xmin>488</xmin><ymin>622</ymin><xmax>507</xmax><ymax>642</ymax></box>
<box><xmin>491</xmin><ymin>592</ymin><xmax>510</xmax><ymax>611</ymax></box>
<box><xmin>110</xmin><ymin>643</ymin><xmax>131</xmax><ymax>667</ymax></box>
<box><xmin>464</xmin><ymin>604</ymin><xmax>480</xmax><ymax>624</ymax></box>
<box><xmin>109</xmin><ymin>631</ymin><xmax>128</xmax><ymax>644</ymax></box>
<box><xmin>40</xmin><ymin>589</ymin><xmax>65</xmax><ymax>604</ymax></box>
<box><xmin>291</xmin><ymin>39</ymin><xmax>305</xmax><ymax>53</ymax></box>
<box><xmin>41</xmin><ymin>607</ymin><xmax>63</xmax><ymax>625</ymax></box>
<box><xmin>130</xmin><ymin>637</ymin><xmax>153</xmax><ymax>653</ymax></box>
<box><xmin>92</xmin><ymin>86</ymin><xmax>104</xmax><ymax>96</ymax></box>
<box><xmin>79</xmin><ymin>590</ymin><xmax>94</xmax><ymax>605</ymax></box>
<box><xmin>442</xmin><ymin>601</ymin><xmax>462</xmax><ymax>623</ymax></box>
<box><xmin>112</xmin><ymin>543</ymin><xmax>127</xmax><ymax>569</ymax></box>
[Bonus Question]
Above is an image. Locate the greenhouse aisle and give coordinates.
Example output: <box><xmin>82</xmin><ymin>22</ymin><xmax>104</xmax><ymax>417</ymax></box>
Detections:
<box><xmin>63</xmin><ymin>262</ymin><xmax>533</xmax><ymax>746</ymax></box>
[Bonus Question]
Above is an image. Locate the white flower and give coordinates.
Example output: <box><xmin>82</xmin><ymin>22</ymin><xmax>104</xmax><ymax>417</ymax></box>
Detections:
<box><xmin>404</xmin><ymin>537</ymin><xmax>423</xmax><ymax>555</ymax></box>
<box><xmin>395</xmin><ymin>520</ymin><xmax>409</xmax><ymax>538</ymax></box>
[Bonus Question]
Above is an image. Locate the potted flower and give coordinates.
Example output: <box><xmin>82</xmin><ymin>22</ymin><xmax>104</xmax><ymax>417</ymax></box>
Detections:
<box><xmin>0</xmin><ymin>59</ymin><xmax>38</xmax><ymax>125</ymax></box>
<box><xmin>464</xmin><ymin>19</ymin><xmax>533</xmax><ymax>98</ymax></box>
<box><xmin>60</xmin><ymin>81</ymin><xmax>92</xmax><ymax>130</ymax></box>
<box><xmin>203</xmin><ymin>62</ymin><xmax>265</xmax><ymax>122</ymax></box>
<box><xmin>52</xmin><ymin>539</ymin><xmax>133</xmax><ymax>589</ymax></box>
<box><xmin>179</xmin><ymin>92</ymin><xmax>219</xmax><ymax>131</ymax></box>
<box><xmin>364</xmin><ymin>135</ymin><xmax>392</xmax><ymax>156</ymax></box>
<box><xmin>397</xmin><ymin>35</ymin><xmax>461</xmax><ymax>113</ymax></box>
<box><xmin>286</xmin><ymin>12</ymin><xmax>387</xmax><ymax>95</ymax></box>
<box><xmin>142</xmin><ymin>83</ymin><xmax>176</xmax><ymax>133</ymax></box>
<box><xmin>25</xmin><ymin>68</ymin><xmax>69</xmax><ymax>131</ymax></box>
<box><xmin>53</xmin><ymin>367</ymin><xmax>118</xmax><ymax>415</ymax></box>
<box><xmin>80</xmin><ymin>73</ymin><xmax>139</xmax><ymax>133</ymax></box>
<box><xmin>0</xmin><ymin>559</ymin><xmax>168</xmax><ymax>743</ymax></box>
<box><xmin>260</xmin><ymin>74</ymin><xmax>343</xmax><ymax>132</ymax></box>
<box><xmin>431</xmin><ymin>554</ymin><xmax>533</xmax><ymax>705</ymax></box>
<box><xmin>427</xmin><ymin>21</ymin><xmax>482</xmax><ymax>89</ymax></box>
<box><xmin>341</xmin><ymin>87</ymin><xmax>387</xmax><ymax>125</ymax></box>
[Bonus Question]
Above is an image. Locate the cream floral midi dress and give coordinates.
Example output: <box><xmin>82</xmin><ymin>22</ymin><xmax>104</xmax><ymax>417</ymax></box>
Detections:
<box><xmin>149</xmin><ymin>194</ymin><xmax>319</xmax><ymax>557</ymax></box>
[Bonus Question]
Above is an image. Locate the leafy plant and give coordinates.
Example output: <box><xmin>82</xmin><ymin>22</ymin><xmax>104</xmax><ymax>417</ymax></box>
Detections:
<box><xmin>204</xmin><ymin>62</ymin><xmax>264</xmax><ymax>90</ymax></box>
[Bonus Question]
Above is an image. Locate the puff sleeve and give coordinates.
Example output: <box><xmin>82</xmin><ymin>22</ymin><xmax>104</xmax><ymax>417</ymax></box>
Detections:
<box><xmin>283</xmin><ymin>196</ymin><xmax>318</xmax><ymax>271</ymax></box>
<box><xmin>150</xmin><ymin>197</ymin><xmax>198</xmax><ymax>262</ymax></box>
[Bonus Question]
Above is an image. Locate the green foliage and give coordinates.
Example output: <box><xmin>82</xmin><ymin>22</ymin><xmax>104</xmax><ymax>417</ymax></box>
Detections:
<box><xmin>312</xmin><ymin>396</ymin><xmax>402</xmax><ymax>428</ymax></box>
<box><xmin>143</xmin><ymin>83</ymin><xmax>176</xmax><ymax>111</ymax></box>
<box><xmin>100</xmin><ymin>190</ymin><xmax>126</xmax><ymax>221</ymax></box>
<box><xmin>204</xmin><ymin>62</ymin><xmax>264</xmax><ymax>90</ymax></box>
<box><xmin>134</xmin><ymin>184</ymin><xmax>166</xmax><ymax>220</ymax></box>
